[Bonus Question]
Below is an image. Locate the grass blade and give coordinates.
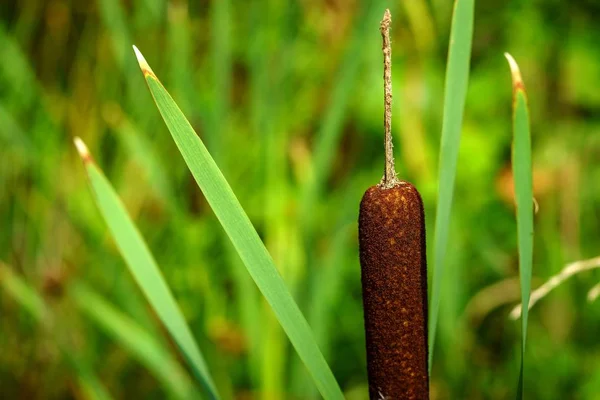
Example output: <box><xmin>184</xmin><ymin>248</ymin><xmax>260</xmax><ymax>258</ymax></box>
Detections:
<box><xmin>73</xmin><ymin>138</ymin><xmax>220</xmax><ymax>400</ymax></box>
<box><xmin>69</xmin><ymin>362</ymin><xmax>113</xmax><ymax>400</ymax></box>
<box><xmin>208</xmin><ymin>0</ymin><xmax>231</xmax><ymax>160</ymax></box>
<box><xmin>0</xmin><ymin>263</ymin><xmax>39</xmax><ymax>311</ymax></box>
<box><xmin>0</xmin><ymin>264</ymin><xmax>112</xmax><ymax>400</ymax></box>
<box><xmin>505</xmin><ymin>53</ymin><xmax>533</xmax><ymax>399</ymax></box>
<box><xmin>0</xmin><ymin>263</ymin><xmax>47</xmax><ymax>320</ymax></box>
<box><xmin>428</xmin><ymin>0</ymin><xmax>475</xmax><ymax>373</ymax></box>
<box><xmin>132</xmin><ymin>46</ymin><xmax>344</xmax><ymax>400</ymax></box>
<box><xmin>71</xmin><ymin>283</ymin><xmax>198</xmax><ymax>400</ymax></box>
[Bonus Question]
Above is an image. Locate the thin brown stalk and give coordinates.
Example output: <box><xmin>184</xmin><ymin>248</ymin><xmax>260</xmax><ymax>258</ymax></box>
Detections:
<box><xmin>379</xmin><ymin>9</ymin><xmax>398</xmax><ymax>189</ymax></box>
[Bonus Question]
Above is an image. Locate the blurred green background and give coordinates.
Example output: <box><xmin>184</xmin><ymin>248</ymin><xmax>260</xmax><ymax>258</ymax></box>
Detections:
<box><xmin>1</xmin><ymin>0</ymin><xmax>600</xmax><ymax>399</ymax></box>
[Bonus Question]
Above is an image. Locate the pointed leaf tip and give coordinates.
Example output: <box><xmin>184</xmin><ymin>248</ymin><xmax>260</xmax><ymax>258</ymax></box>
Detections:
<box><xmin>74</xmin><ymin>137</ymin><xmax>92</xmax><ymax>163</ymax></box>
<box><xmin>504</xmin><ymin>52</ymin><xmax>525</xmax><ymax>93</ymax></box>
<box><xmin>132</xmin><ymin>45</ymin><xmax>155</xmax><ymax>78</ymax></box>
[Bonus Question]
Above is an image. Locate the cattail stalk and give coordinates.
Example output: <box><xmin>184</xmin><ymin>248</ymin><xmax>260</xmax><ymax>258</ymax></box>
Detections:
<box><xmin>358</xmin><ymin>9</ymin><xmax>429</xmax><ymax>399</ymax></box>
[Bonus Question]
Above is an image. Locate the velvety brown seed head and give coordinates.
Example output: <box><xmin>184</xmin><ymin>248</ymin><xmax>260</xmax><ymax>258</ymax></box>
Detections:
<box><xmin>359</xmin><ymin>182</ymin><xmax>429</xmax><ymax>399</ymax></box>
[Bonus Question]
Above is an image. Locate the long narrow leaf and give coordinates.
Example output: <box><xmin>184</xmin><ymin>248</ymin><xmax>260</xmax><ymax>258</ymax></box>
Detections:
<box><xmin>73</xmin><ymin>138</ymin><xmax>219</xmax><ymax>400</ymax></box>
<box><xmin>0</xmin><ymin>263</ymin><xmax>46</xmax><ymax>320</ymax></box>
<box><xmin>428</xmin><ymin>0</ymin><xmax>475</xmax><ymax>373</ymax></box>
<box><xmin>505</xmin><ymin>53</ymin><xmax>533</xmax><ymax>400</ymax></box>
<box><xmin>132</xmin><ymin>46</ymin><xmax>344</xmax><ymax>400</ymax></box>
<box><xmin>71</xmin><ymin>284</ymin><xmax>198</xmax><ymax>400</ymax></box>
<box><xmin>0</xmin><ymin>264</ymin><xmax>112</xmax><ymax>400</ymax></box>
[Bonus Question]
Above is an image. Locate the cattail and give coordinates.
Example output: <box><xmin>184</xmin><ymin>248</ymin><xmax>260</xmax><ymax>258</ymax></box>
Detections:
<box><xmin>358</xmin><ymin>9</ymin><xmax>429</xmax><ymax>399</ymax></box>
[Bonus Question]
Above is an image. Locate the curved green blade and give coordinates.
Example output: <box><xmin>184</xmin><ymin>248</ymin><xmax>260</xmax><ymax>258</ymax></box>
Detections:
<box><xmin>132</xmin><ymin>46</ymin><xmax>344</xmax><ymax>400</ymax></box>
<box><xmin>74</xmin><ymin>139</ymin><xmax>219</xmax><ymax>400</ymax></box>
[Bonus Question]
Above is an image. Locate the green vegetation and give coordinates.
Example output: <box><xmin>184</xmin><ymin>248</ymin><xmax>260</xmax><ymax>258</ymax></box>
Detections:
<box><xmin>428</xmin><ymin>0</ymin><xmax>474</xmax><ymax>372</ymax></box>
<box><xmin>74</xmin><ymin>136</ymin><xmax>219</xmax><ymax>398</ymax></box>
<box><xmin>505</xmin><ymin>53</ymin><xmax>533</xmax><ymax>399</ymax></box>
<box><xmin>1</xmin><ymin>1</ymin><xmax>600</xmax><ymax>399</ymax></box>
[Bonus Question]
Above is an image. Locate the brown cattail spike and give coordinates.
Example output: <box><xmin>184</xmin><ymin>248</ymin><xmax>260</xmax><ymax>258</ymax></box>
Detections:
<box><xmin>359</xmin><ymin>184</ymin><xmax>429</xmax><ymax>399</ymax></box>
<box><xmin>358</xmin><ymin>9</ymin><xmax>429</xmax><ymax>399</ymax></box>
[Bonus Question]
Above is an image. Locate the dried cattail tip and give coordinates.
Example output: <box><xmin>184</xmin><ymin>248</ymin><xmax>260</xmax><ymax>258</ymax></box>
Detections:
<box><xmin>358</xmin><ymin>9</ymin><xmax>429</xmax><ymax>399</ymax></box>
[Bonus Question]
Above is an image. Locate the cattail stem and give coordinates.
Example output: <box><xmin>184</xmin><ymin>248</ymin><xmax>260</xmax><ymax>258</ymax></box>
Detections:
<box><xmin>358</xmin><ymin>9</ymin><xmax>429</xmax><ymax>399</ymax></box>
<box><xmin>380</xmin><ymin>9</ymin><xmax>398</xmax><ymax>189</ymax></box>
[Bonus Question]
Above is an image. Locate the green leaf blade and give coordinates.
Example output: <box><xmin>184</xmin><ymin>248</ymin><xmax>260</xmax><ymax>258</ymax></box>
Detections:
<box><xmin>72</xmin><ymin>284</ymin><xmax>198</xmax><ymax>400</ymax></box>
<box><xmin>506</xmin><ymin>53</ymin><xmax>534</xmax><ymax>399</ymax></box>
<box><xmin>428</xmin><ymin>0</ymin><xmax>475</xmax><ymax>373</ymax></box>
<box><xmin>74</xmin><ymin>139</ymin><xmax>219</xmax><ymax>400</ymax></box>
<box><xmin>0</xmin><ymin>264</ymin><xmax>113</xmax><ymax>400</ymax></box>
<box><xmin>0</xmin><ymin>263</ymin><xmax>47</xmax><ymax>321</ymax></box>
<box><xmin>513</xmin><ymin>90</ymin><xmax>533</xmax><ymax>342</ymax></box>
<box><xmin>133</xmin><ymin>46</ymin><xmax>344</xmax><ymax>400</ymax></box>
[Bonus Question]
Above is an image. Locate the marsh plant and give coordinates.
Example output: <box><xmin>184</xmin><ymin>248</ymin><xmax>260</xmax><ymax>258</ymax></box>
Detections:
<box><xmin>2</xmin><ymin>1</ymin><xmax>599</xmax><ymax>399</ymax></box>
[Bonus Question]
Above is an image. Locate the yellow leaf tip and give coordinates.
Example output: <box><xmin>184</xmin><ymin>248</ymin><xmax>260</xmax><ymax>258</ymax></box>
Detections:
<box><xmin>74</xmin><ymin>137</ymin><xmax>92</xmax><ymax>163</ymax></box>
<box><xmin>504</xmin><ymin>52</ymin><xmax>525</xmax><ymax>92</ymax></box>
<box><xmin>132</xmin><ymin>45</ymin><xmax>155</xmax><ymax>78</ymax></box>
